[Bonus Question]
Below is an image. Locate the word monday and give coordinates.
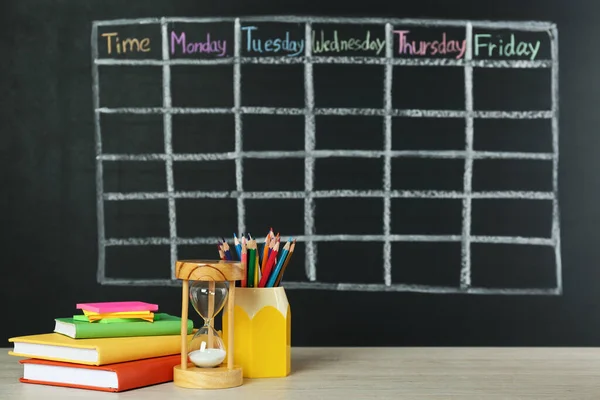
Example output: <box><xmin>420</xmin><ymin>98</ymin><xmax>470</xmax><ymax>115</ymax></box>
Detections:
<box><xmin>99</xmin><ymin>28</ymin><xmax>542</xmax><ymax>60</ymax></box>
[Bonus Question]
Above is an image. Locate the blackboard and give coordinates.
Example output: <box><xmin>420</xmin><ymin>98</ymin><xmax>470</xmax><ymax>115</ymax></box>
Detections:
<box><xmin>1</xmin><ymin>0</ymin><xmax>598</xmax><ymax>346</ymax></box>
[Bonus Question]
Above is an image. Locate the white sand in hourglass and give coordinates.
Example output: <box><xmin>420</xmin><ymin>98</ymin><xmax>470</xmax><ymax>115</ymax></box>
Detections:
<box><xmin>189</xmin><ymin>350</ymin><xmax>227</xmax><ymax>368</ymax></box>
<box><xmin>189</xmin><ymin>341</ymin><xmax>226</xmax><ymax>368</ymax></box>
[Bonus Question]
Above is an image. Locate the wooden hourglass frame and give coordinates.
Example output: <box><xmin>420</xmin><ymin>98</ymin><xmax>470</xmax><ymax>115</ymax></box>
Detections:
<box><xmin>173</xmin><ymin>260</ymin><xmax>245</xmax><ymax>389</ymax></box>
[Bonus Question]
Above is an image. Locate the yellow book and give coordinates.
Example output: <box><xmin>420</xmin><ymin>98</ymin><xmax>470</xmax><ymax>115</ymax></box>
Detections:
<box><xmin>83</xmin><ymin>310</ymin><xmax>153</xmax><ymax>316</ymax></box>
<box><xmin>83</xmin><ymin>310</ymin><xmax>155</xmax><ymax>322</ymax></box>
<box><xmin>8</xmin><ymin>332</ymin><xmax>192</xmax><ymax>366</ymax></box>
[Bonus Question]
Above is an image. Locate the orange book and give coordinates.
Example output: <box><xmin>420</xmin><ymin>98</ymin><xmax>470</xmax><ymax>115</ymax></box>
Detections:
<box><xmin>19</xmin><ymin>355</ymin><xmax>180</xmax><ymax>392</ymax></box>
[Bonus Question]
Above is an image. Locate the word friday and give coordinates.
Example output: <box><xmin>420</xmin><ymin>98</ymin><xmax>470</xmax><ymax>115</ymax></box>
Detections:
<box><xmin>99</xmin><ymin>29</ymin><xmax>542</xmax><ymax>60</ymax></box>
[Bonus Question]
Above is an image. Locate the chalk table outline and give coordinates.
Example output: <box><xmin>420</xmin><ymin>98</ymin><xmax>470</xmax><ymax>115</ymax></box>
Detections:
<box><xmin>91</xmin><ymin>16</ymin><xmax>560</xmax><ymax>295</ymax></box>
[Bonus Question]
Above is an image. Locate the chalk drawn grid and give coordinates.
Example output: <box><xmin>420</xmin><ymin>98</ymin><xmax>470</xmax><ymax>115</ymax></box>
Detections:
<box><xmin>91</xmin><ymin>17</ymin><xmax>560</xmax><ymax>294</ymax></box>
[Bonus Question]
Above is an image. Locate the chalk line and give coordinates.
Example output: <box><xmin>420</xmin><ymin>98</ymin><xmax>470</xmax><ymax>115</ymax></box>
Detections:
<box><xmin>104</xmin><ymin>234</ymin><xmax>553</xmax><ymax>246</ymax></box>
<box><xmin>94</xmin><ymin>18</ymin><xmax>162</xmax><ymax>26</ymax></box>
<box><xmin>160</xmin><ymin>19</ymin><xmax>178</xmax><ymax>278</ymax></box>
<box><xmin>102</xmin><ymin>190</ymin><xmax>554</xmax><ymax>201</ymax></box>
<box><xmin>94</xmin><ymin>16</ymin><xmax>555</xmax><ymax>31</ymax></box>
<box><xmin>95</xmin><ymin>59</ymin><xmax>233</xmax><ymax>66</ymax></box>
<box><xmin>383</xmin><ymin>23</ymin><xmax>393</xmax><ymax>286</ymax></box>
<box><xmin>94</xmin><ymin>57</ymin><xmax>553</xmax><ymax>69</ymax></box>
<box><xmin>91</xmin><ymin>23</ymin><xmax>106</xmax><ymax>284</ymax></box>
<box><xmin>460</xmin><ymin>22</ymin><xmax>474</xmax><ymax>290</ymax></box>
<box><xmin>98</xmin><ymin>150</ymin><xmax>554</xmax><ymax>161</ymax></box>
<box><xmin>99</xmin><ymin>277</ymin><xmax>560</xmax><ymax>295</ymax></box>
<box><xmin>98</xmin><ymin>277</ymin><xmax>560</xmax><ymax>295</ymax></box>
<box><xmin>96</xmin><ymin>106</ymin><xmax>554</xmax><ymax>119</ymax></box>
<box><xmin>234</xmin><ymin>18</ymin><xmax>245</xmax><ymax>237</ymax></box>
<box><xmin>97</xmin><ymin>107</ymin><xmax>233</xmax><ymax>114</ymax></box>
<box><xmin>304</xmin><ymin>22</ymin><xmax>317</xmax><ymax>282</ymax></box>
<box><xmin>106</xmin><ymin>237</ymin><xmax>173</xmax><ymax>246</ymax></box>
<box><xmin>472</xmin><ymin>236</ymin><xmax>553</xmax><ymax>245</ymax></box>
<box><xmin>550</xmin><ymin>25</ymin><xmax>562</xmax><ymax>293</ymax></box>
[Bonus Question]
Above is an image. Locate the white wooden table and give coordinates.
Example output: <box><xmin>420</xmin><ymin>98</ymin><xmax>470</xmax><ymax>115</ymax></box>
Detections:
<box><xmin>2</xmin><ymin>347</ymin><xmax>600</xmax><ymax>399</ymax></box>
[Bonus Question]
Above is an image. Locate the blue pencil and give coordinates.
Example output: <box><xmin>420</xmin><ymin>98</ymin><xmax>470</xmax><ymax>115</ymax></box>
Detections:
<box><xmin>233</xmin><ymin>233</ymin><xmax>242</xmax><ymax>259</ymax></box>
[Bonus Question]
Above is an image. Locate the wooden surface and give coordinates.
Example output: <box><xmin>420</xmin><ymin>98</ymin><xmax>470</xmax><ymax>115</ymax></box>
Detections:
<box><xmin>3</xmin><ymin>348</ymin><xmax>600</xmax><ymax>399</ymax></box>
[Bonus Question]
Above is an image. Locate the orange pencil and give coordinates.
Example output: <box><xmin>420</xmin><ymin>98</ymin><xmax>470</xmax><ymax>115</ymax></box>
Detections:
<box><xmin>261</xmin><ymin>233</ymin><xmax>271</xmax><ymax>273</ymax></box>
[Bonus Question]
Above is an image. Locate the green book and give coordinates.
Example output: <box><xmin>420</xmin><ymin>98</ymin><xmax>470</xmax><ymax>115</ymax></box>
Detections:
<box><xmin>54</xmin><ymin>313</ymin><xmax>193</xmax><ymax>339</ymax></box>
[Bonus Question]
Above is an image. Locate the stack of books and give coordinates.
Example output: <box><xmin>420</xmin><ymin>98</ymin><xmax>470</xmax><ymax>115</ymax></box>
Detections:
<box><xmin>7</xmin><ymin>301</ymin><xmax>193</xmax><ymax>392</ymax></box>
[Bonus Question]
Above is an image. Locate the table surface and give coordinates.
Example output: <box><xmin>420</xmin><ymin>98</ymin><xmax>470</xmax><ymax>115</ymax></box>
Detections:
<box><xmin>2</xmin><ymin>347</ymin><xmax>600</xmax><ymax>399</ymax></box>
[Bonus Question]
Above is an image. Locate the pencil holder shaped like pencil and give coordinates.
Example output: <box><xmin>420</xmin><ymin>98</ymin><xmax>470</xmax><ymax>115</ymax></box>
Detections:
<box><xmin>223</xmin><ymin>287</ymin><xmax>291</xmax><ymax>378</ymax></box>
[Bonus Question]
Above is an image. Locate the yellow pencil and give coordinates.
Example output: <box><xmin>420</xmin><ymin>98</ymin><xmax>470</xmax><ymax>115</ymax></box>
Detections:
<box><xmin>254</xmin><ymin>250</ymin><xmax>259</xmax><ymax>287</ymax></box>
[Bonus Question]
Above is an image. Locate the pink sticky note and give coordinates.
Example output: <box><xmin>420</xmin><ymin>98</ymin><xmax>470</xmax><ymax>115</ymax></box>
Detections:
<box><xmin>76</xmin><ymin>301</ymin><xmax>159</xmax><ymax>313</ymax></box>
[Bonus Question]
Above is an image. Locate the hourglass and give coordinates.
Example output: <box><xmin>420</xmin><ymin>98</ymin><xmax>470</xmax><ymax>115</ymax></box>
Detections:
<box><xmin>173</xmin><ymin>260</ymin><xmax>245</xmax><ymax>389</ymax></box>
<box><xmin>188</xmin><ymin>280</ymin><xmax>228</xmax><ymax>368</ymax></box>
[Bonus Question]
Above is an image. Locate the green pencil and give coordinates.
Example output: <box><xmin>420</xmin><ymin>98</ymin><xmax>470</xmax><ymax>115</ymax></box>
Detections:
<box><xmin>247</xmin><ymin>240</ymin><xmax>256</xmax><ymax>288</ymax></box>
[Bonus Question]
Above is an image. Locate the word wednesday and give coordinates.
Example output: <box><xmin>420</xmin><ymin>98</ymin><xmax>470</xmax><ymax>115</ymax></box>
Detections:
<box><xmin>312</xmin><ymin>30</ymin><xmax>385</xmax><ymax>55</ymax></box>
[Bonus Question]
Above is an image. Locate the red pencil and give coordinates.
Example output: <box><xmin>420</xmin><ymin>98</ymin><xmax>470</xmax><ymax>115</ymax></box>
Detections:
<box><xmin>241</xmin><ymin>242</ymin><xmax>247</xmax><ymax>287</ymax></box>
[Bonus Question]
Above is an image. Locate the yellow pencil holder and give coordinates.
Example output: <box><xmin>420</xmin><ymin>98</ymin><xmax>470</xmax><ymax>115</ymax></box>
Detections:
<box><xmin>222</xmin><ymin>286</ymin><xmax>291</xmax><ymax>378</ymax></box>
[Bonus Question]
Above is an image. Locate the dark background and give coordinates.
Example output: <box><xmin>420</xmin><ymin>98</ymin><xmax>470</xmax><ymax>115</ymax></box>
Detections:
<box><xmin>2</xmin><ymin>0</ymin><xmax>598</xmax><ymax>346</ymax></box>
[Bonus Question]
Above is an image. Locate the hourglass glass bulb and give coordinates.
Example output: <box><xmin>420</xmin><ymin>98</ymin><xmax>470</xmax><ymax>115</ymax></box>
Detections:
<box><xmin>188</xmin><ymin>325</ymin><xmax>226</xmax><ymax>368</ymax></box>
<box><xmin>189</xmin><ymin>281</ymin><xmax>228</xmax><ymax>321</ymax></box>
<box><xmin>187</xmin><ymin>280</ymin><xmax>229</xmax><ymax>368</ymax></box>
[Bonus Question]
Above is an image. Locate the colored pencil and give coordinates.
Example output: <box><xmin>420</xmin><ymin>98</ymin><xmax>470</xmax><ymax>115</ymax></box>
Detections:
<box><xmin>266</xmin><ymin>234</ymin><xmax>279</xmax><ymax>267</ymax></box>
<box><xmin>240</xmin><ymin>241</ymin><xmax>247</xmax><ymax>287</ymax></box>
<box><xmin>221</xmin><ymin>238</ymin><xmax>233</xmax><ymax>261</ymax></box>
<box><xmin>247</xmin><ymin>240</ymin><xmax>256</xmax><ymax>288</ymax></box>
<box><xmin>254</xmin><ymin>251</ymin><xmax>260</xmax><ymax>287</ymax></box>
<box><xmin>266</xmin><ymin>239</ymin><xmax>288</xmax><ymax>287</ymax></box>
<box><xmin>260</xmin><ymin>231</ymin><xmax>271</xmax><ymax>272</ymax></box>
<box><xmin>233</xmin><ymin>233</ymin><xmax>242</xmax><ymax>259</ymax></box>
<box><xmin>215</xmin><ymin>229</ymin><xmax>294</xmax><ymax>287</ymax></box>
<box><xmin>271</xmin><ymin>239</ymin><xmax>295</xmax><ymax>287</ymax></box>
<box><xmin>217</xmin><ymin>243</ymin><xmax>226</xmax><ymax>261</ymax></box>
<box><xmin>259</xmin><ymin>240</ymin><xmax>280</xmax><ymax>287</ymax></box>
